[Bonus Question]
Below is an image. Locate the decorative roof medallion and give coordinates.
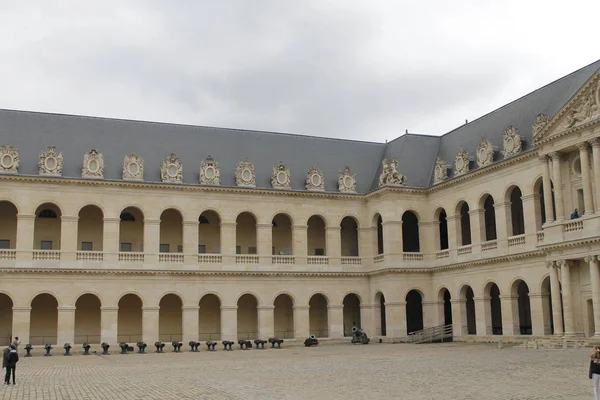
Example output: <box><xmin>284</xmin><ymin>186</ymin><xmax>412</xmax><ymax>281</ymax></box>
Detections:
<box><xmin>160</xmin><ymin>153</ymin><xmax>183</xmax><ymax>183</ymax></box>
<box><xmin>0</xmin><ymin>145</ymin><xmax>19</xmax><ymax>174</ymax></box>
<box><xmin>562</xmin><ymin>79</ymin><xmax>600</xmax><ymax>129</ymax></box>
<box><xmin>502</xmin><ymin>126</ymin><xmax>522</xmax><ymax>158</ymax></box>
<box><xmin>38</xmin><ymin>146</ymin><xmax>63</xmax><ymax>176</ymax></box>
<box><xmin>476</xmin><ymin>138</ymin><xmax>494</xmax><ymax>167</ymax></box>
<box><xmin>82</xmin><ymin>149</ymin><xmax>104</xmax><ymax>179</ymax></box>
<box><xmin>236</xmin><ymin>158</ymin><xmax>256</xmax><ymax>187</ymax></box>
<box><xmin>433</xmin><ymin>157</ymin><xmax>449</xmax><ymax>184</ymax></box>
<box><xmin>454</xmin><ymin>148</ymin><xmax>470</xmax><ymax>176</ymax></box>
<box><xmin>199</xmin><ymin>155</ymin><xmax>221</xmax><ymax>185</ymax></box>
<box><xmin>338</xmin><ymin>166</ymin><xmax>356</xmax><ymax>193</ymax></box>
<box><xmin>305</xmin><ymin>166</ymin><xmax>325</xmax><ymax>191</ymax></box>
<box><xmin>531</xmin><ymin>113</ymin><xmax>550</xmax><ymax>140</ymax></box>
<box><xmin>122</xmin><ymin>153</ymin><xmax>144</xmax><ymax>181</ymax></box>
<box><xmin>378</xmin><ymin>158</ymin><xmax>407</xmax><ymax>187</ymax></box>
<box><xmin>271</xmin><ymin>161</ymin><xmax>291</xmax><ymax>189</ymax></box>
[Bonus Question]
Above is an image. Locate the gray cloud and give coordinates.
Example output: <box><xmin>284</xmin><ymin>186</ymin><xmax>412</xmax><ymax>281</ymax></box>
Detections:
<box><xmin>0</xmin><ymin>0</ymin><xmax>598</xmax><ymax>142</ymax></box>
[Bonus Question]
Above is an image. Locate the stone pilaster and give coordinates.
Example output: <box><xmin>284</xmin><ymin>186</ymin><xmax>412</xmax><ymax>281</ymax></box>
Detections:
<box><xmin>292</xmin><ymin>225</ymin><xmax>308</xmax><ymax>265</ymax></box>
<box><xmin>358</xmin><ymin>227</ymin><xmax>374</xmax><ymax>260</ymax></box>
<box><xmin>59</xmin><ymin>216</ymin><xmax>78</xmax><ymax>261</ymax></box>
<box><xmin>258</xmin><ymin>305</ymin><xmax>275</xmax><ymax>339</ymax></box>
<box><xmin>102</xmin><ymin>218</ymin><xmax>120</xmax><ymax>263</ymax></box>
<box><xmin>220</xmin><ymin>305</ymin><xmax>237</xmax><ymax>342</ymax></box>
<box><xmin>550</xmin><ymin>152</ymin><xmax>565</xmax><ymax>221</ymax></box>
<box><xmin>382</xmin><ymin>220</ymin><xmax>402</xmax><ymax>264</ymax></box>
<box><xmin>16</xmin><ymin>214</ymin><xmax>34</xmax><ymax>261</ymax></box>
<box><xmin>450</xmin><ymin>299</ymin><xmax>466</xmax><ymax>337</ymax></box>
<box><xmin>143</xmin><ymin>220</ymin><xmax>160</xmax><ymax>264</ymax></box>
<box><xmin>11</xmin><ymin>307</ymin><xmax>31</xmax><ymax>344</ymax></box>
<box><xmin>548</xmin><ymin>261</ymin><xmax>564</xmax><ymax>335</ymax></box>
<box><xmin>142</xmin><ymin>306</ymin><xmax>160</xmax><ymax>343</ymax></box>
<box><xmin>591</xmin><ymin>139</ymin><xmax>600</xmax><ymax>212</ymax></box>
<box><xmin>587</xmin><ymin>255</ymin><xmax>600</xmax><ymax>337</ymax></box>
<box><xmin>327</xmin><ymin>305</ymin><xmax>344</xmax><ymax>338</ymax></box>
<box><xmin>385</xmin><ymin>301</ymin><xmax>407</xmax><ymax>338</ymax></box>
<box><xmin>183</xmin><ymin>220</ymin><xmax>198</xmax><ymax>264</ymax></box>
<box><xmin>326</xmin><ymin>226</ymin><xmax>341</xmax><ymax>266</ymax></box>
<box><xmin>540</xmin><ymin>155</ymin><xmax>555</xmax><ymax>222</ymax></box>
<box><xmin>474</xmin><ymin>297</ymin><xmax>491</xmax><ymax>336</ymax></box>
<box><xmin>57</xmin><ymin>306</ymin><xmax>76</xmax><ymax>345</ymax></box>
<box><xmin>220</xmin><ymin>222</ymin><xmax>237</xmax><ymax>265</ymax></box>
<box><xmin>528</xmin><ymin>293</ymin><xmax>549</xmax><ymax>336</ymax></box>
<box><xmin>257</xmin><ymin>223</ymin><xmax>273</xmax><ymax>265</ymax></box>
<box><xmin>468</xmin><ymin>209</ymin><xmax>484</xmax><ymax>252</ymax></box>
<box><xmin>293</xmin><ymin>306</ymin><xmax>309</xmax><ymax>339</ymax></box>
<box><xmin>182</xmin><ymin>305</ymin><xmax>200</xmax><ymax>343</ymax></box>
<box><xmin>100</xmin><ymin>306</ymin><xmax>118</xmax><ymax>345</ymax></box>
<box><xmin>559</xmin><ymin>260</ymin><xmax>575</xmax><ymax>336</ymax></box>
<box><xmin>578</xmin><ymin>142</ymin><xmax>595</xmax><ymax>215</ymax></box>
<box><xmin>499</xmin><ymin>295</ymin><xmax>519</xmax><ymax>336</ymax></box>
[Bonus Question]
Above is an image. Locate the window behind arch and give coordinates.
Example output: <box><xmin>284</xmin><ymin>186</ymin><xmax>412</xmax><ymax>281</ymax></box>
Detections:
<box><xmin>120</xmin><ymin>212</ymin><xmax>135</xmax><ymax>222</ymax></box>
<box><xmin>38</xmin><ymin>209</ymin><xmax>57</xmax><ymax>218</ymax></box>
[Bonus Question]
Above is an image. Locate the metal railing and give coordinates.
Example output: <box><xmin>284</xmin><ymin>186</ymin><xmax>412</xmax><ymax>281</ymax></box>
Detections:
<box><xmin>408</xmin><ymin>324</ymin><xmax>453</xmax><ymax>344</ymax></box>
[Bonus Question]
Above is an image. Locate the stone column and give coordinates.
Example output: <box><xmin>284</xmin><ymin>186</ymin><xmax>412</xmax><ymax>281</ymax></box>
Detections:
<box><xmin>11</xmin><ymin>307</ymin><xmax>31</xmax><ymax>344</ymax></box>
<box><xmin>257</xmin><ymin>223</ymin><xmax>273</xmax><ymax>265</ymax></box>
<box><xmin>450</xmin><ymin>299</ymin><xmax>466</xmax><ymax>337</ymax></box>
<box><xmin>327</xmin><ymin>305</ymin><xmax>344</xmax><ymax>338</ymax></box>
<box><xmin>103</xmin><ymin>217</ymin><xmax>120</xmax><ymax>264</ymax></box>
<box><xmin>326</xmin><ymin>226</ymin><xmax>341</xmax><ymax>266</ymax></box>
<box><xmin>358</xmin><ymin>227</ymin><xmax>374</xmax><ymax>261</ymax></box>
<box><xmin>540</xmin><ymin>155</ymin><xmax>555</xmax><ymax>223</ymax></box>
<box><xmin>591</xmin><ymin>139</ymin><xmax>600</xmax><ymax>212</ymax></box>
<box><xmin>468</xmin><ymin>209</ymin><xmax>484</xmax><ymax>252</ymax></box>
<box><xmin>360</xmin><ymin>304</ymin><xmax>376</xmax><ymax>335</ymax></box>
<box><xmin>550</xmin><ymin>152</ymin><xmax>565</xmax><ymax>221</ymax></box>
<box><xmin>293</xmin><ymin>306</ymin><xmax>309</xmax><ymax>339</ymax></box>
<box><xmin>446</xmin><ymin>215</ymin><xmax>459</xmax><ymax>258</ymax></box>
<box><xmin>220</xmin><ymin>222</ymin><xmax>237</xmax><ymax>265</ymax></box>
<box><xmin>143</xmin><ymin>220</ymin><xmax>160</xmax><ymax>264</ymax></box>
<box><xmin>559</xmin><ymin>260</ymin><xmax>575</xmax><ymax>336</ymax></box>
<box><xmin>382</xmin><ymin>220</ymin><xmax>402</xmax><ymax>264</ymax></box>
<box><xmin>385</xmin><ymin>302</ymin><xmax>407</xmax><ymax>338</ymax></box>
<box><xmin>421</xmin><ymin>301</ymin><xmax>440</xmax><ymax>329</ymax></box>
<box><xmin>419</xmin><ymin>222</ymin><xmax>436</xmax><ymax>256</ymax></box>
<box><xmin>60</xmin><ymin>216</ymin><xmax>78</xmax><ymax>262</ymax></box>
<box><xmin>182</xmin><ymin>305</ymin><xmax>199</xmax><ymax>343</ymax></box>
<box><xmin>292</xmin><ymin>225</ymin><xmax>308</xmax><ymax>265</ymax></box>
<box><xmin>500</xmin><ymin>295</ymin><xmax>519</xmax><ymax>337</ymax></box>
<box><xmin>494</xmin><ymin>202</ymin><xmax>511</xmax><ymax>241</ymax></box>
<box><xmin>521</xmin><ymin>194</ymin><xmax>538</xmax><ymax>242</ymax></box>
<box><xmin>548</xmin><ymin>261</ymin><xmax>564</xmax><ymax>335</ymax></box>
<box><xmin>142</xmin><ymin>306</ymin><xmax>160</xmax><ymax>343</ymax></box>
<box><xmin>474</xmin><ymin>297</ymin><xmax>491</xmax><ymax>336</ymax></box>
<box><xmin>57</xmin><ymin>306</ymin><xmax>76</xmax><ymax>345</ymax></box>
<box><xmin>528</xmin><ymin>293</ymin><xmax>548</xmax><ymax>336</ymax></box>
<box><xmin>587</xmin><ymin>255</ymin><xmax>600</xmax><ymax>337</ymax></box>
<box><xmin>183</xmin><ymin>220</ymin><xmax>198</xmax><ymax>265</ymax></box>
<box><xmin>258</xmin><ymin>305</ymin><xmax>275</xmax><ymax>339</ymax></box>
<box><xmin>220</xmin><ymin>305</ymin><xmax>238</xmax><ymax>342</ymax></box>
<box><xmin>578</xmin><ymin>142</ymin><xmax>595</xmax><ymax>215</ymax></box>
<box><xmin>100</xmin><ymin>306</ymin><xmax>118</xmax><ymax>345</ymax></box>
<box><xmin>16</xmin><ymin>214</ymin><xmax>35</xmax><ymax>261</ymax></box>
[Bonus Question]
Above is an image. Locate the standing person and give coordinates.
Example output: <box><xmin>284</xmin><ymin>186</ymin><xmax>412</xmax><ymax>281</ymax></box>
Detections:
<box><xmin>4</xmin><ymin>345</ymin><xmax>18</xmax><ymax>385</ymax></box>
<box><xmin>1</xmin><ymin>346</ymin><xmax>9</xmax><ymax>370</ymax></box>
<box><xmin>11</xmin><ymin>337</ymin><xmax>20</xmax><ymax>351</ymax></box>
<box><xmin>589</xmin><ymin>346</ymin><xmax>600</xmax><ymax>400</ymax></box>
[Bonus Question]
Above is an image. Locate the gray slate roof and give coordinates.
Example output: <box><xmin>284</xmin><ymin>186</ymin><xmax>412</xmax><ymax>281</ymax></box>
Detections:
<box><xmin>0</xmin><ymin>59</ymin><xmax>599</xmax><ymax>193</ymax></box>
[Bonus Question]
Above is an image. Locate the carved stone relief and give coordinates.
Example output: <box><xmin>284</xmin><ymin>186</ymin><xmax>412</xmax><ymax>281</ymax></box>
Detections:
<box><xmin>476</xmin><ymin>139</ymin><xmax>494</xmax><ymax>167</ymax></box>
<box><xmin>271</xmin><ymin>161</ymin><xmax>291</xmax><ymax>189</ymax></box>
<box><xmin>0</xmin><ymin>145</ymin><xmax>19</xmax><ymax>174</ymax></box>
<box><xmin>433</xmin><ymin>157</ymin><xmax>449</xmax><ymax>184</ymax></box>
<box><xmin>82</xmin><ymin>149</ymin><xmax>104</xmax><ymax>179</ymax></box>
<box><xmin>38</xmin><ymin>146</ymin><xmax>63</xmax><ymax>176</ymax></box>
<box><xmin>305</xmin><ymin>166</ymin><xmax>325</xmax><ymax>191</ymax></box>
<box><xmin>338</xmin><ymin>166</ymin><xmax>356</xmax><ymax>193</ymax></box>
<box><xmin>562</xmin><ymin>78</ymin><xmax>600</xmax><ymax>129</ymax></box>
<box><xmin>122</xmin><ymin>153</ymin><xmax>144</xmax><ymax>181</ymax></box>
<box><xmin>378</xmin><ymin>158</ymin><xmax>407</xmax><ymax>187</ymax></box>
<box><xmin>502</xmin><ymin>126</ymin><xmax>522</xmax><ymax>158</ymax></box>
<box><xmin>532</xmin><ymin>113</ymin><xmax>550</xmax><ymax>139</ymax></box>
<box><xmin>236</xmin><ymin>158</ymin><xmax>256</xmax><ymax>187</ymax></box>
<box><xmin>199</xmin><ymin>155</ymin><xmax>221</xmax><ymax>185</ymax></box>
<box><xmin>161</xmin><ymin>153</ymin><xmax>183</xmax><ymax>183</ymax></box>
<box><xmin>454</xmin><ymin>148</ymin><xmax>470</xmax><ymax>176</ymax></box>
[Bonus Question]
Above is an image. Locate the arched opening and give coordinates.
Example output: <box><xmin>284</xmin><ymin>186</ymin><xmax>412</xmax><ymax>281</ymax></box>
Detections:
<box><xmin>198</xmin><ymin>211</ymin><xmax>221</xmax><ymax>254</ymax></box>
<box><xmin>374</xmin><ymin>214</ymin><xmax>384</xmax><ymax>255</ymax></box>
<box><xmin>34</xmin><ymin>203</ymin><xmax>62</xmax><ymax>250</ymax></box>
<box><xmin>159</xmin><ymin>209</ymin><xmax>183</xmax><ymax>253</ymax></box>
<box><xmin>117</xmin><ymin>294</ymin><xmax>142</xmax><ymax>343</ymax></box>
<box><xmin>402</xmin><ymin>211</ymin><xmax>420</xmax><ymax>252</ymax></box>
<box><xmin>406</xmin><ymin>290</ymin><xmax>424</xmax><ymax>333</ymax></box>
<box><xmin>77</xmin><ymin>205</ymin><xmax>104</xmax><ymax>251</ymax></box>
<box><xmin>340</xmin><ymin>217</ymin><xmax>359</xmax><ymax>257</ymax></box>
<box><xmin>309</xmin><ymin>294</ymin><xmax>328</xmax><ymax>337</ymax></box>
<box><xmin>438</xmin><ymin>289</ymin><xmax>452</xmax><ymax>326</ymax></box>
<box><xmin>307</xmin><ymin>215</ymin><xmax>326</xmax><ymax>256</ymax></box>
<box><xmin>119</xmin><ymin>207</ymin><xmax>144</xmax><ymax>252</ymax></box>
<box><xmin>484</xmin><ymin>283</ymin><xmax>502</xmax><ymax>335</ymax></box>
<box><xmin>0</xmin><ymin>201</ymin><xmax>18</xmax><ymax>250</ymax></box>
<box><xmin>508</xmin><ymin>186</ymin><xmax>525</xmax><ymax>236</ymax></box>
<box><xmin>237</xmin><ymin>294</ymin><xmax>258</xmax><ymax>339</ymax></box>
<box><xmin>541</xmin><ymin>276</ymin><xmax>554</xmax><ymax>335</ymax></box>
<box><xmin>0</xmin><ymin>294</ymin><xmax>13</xmax><ymax>345</ymax></box>
<box><xmin>159</xmin><ymin>294</ymin><xmax>182</xmax><ymax>342</ymax></box>
<box><xmin>30</xmin><ymin>293</ymin><xmax>58</xmax><ymax>345</ymax></box>
<box><xmin>75</xmin><ymin>294</ymin><xmax>101</xmax><ymax>344</ymax></box>
<box><xmin>375</xmin><ymin>292</ymin><xmax>386</xmax><ymax>336</ymax></box>
<box><xmin>461</xmin><ymin>286</ymin><xmax>476</xmax><ymax>335</ymax></box>
<box><xmin>236</xmin><ymin>213</ymin><xmax>257</xmax><ymax>255</ymax></box>
<box><xmin>457</xmin><ymin>202</ymin><xmax>471</xmax><ymax>246</ymax></box>
<box><xmin>482</xmin><ymin>195</ymin><xmax>497</xmax><ymax>241</ymax></box>
<box><xmin>274</xmin><ymin>294</ymin><xmax>294</xmax><ymax>339</ymax></box>
<box><xmin>198</xmin><ymin>294</ymin><xmax>221</xmax><ymax>341</ymax></box>
<box><xmin>512</xmin><ymin>280</ymin><xmax>532</xmax><ymax>335</ymax></box>
<box><xmin>436</xmin><ymin>208</ymin><xmax>449</xmax><ymax>250</ymax></box>
<box><xmin>272</xmin><ymin>214</ymin><xmax>293</xmax><ymax>255</ymax></box>
<box><xmin>343</xmin><ymin>294</ymin><xmax>361</xmax><ymax>336</ymax></box>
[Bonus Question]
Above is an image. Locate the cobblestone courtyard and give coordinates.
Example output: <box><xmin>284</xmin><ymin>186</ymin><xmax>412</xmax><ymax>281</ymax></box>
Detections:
<box><xmin>0</xmin><ymin>342</ymin><xmax>593</xmax><ymax>399</ymax></box>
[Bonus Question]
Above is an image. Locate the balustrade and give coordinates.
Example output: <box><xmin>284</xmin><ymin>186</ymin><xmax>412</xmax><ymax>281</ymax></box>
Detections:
<box><xmin>32</xmin><ymin>250</ymin><xmax>61</xmax><ymax>261</ymax></box>
<box><xmin>536</xmin><ymin>231</ymin><xmax>544</xmax><ymax>244</ymax></box>
<box><xmin>507</xmin><ymin>234</ymin><xmax>526</xmax><ymax>247</ymax></box>
<box><xmin>118</xmin><ymin>252</ymin><xmax>144</xmax><ymax>262</ymax></box>
<box><xmin>564</xmin><ymin>219</ymin><xmax>584</xmax><ymax>232</ymax></box>
<box><xmin>0</xmin><ymin>250</ymin><xmax>16</xmax><ymax>260</ymax></box>
<box><xmin>481</xmin><ymin>240</ymin><xmax>498</xmax><ymax>251</ymax></box>
<box><xmin>236</xmin><ymin>255</ymin><xmax>259</xmax><ymax>264</ymax></box>
<box><xmin>402</xmin><ymin>253</ymin><xmax>423</xmax><ymax>261</ymax></box>
<box><xmin>373</xmin><ymin>255</ymin><xmax>384</xmax><ymax>263</ymax></box>
<box><xmin>457</xmin><ymin>245</ymin><xmax>472</xmax><ymax>256</ymax></box>
<box><xmin>341</xmin><ymin>256</ymin><xmax>361</xmax><ymax>266</ymax></box>
<box><xmin>198</xmin><ymin>254</ymin><xmax>222</xmax><ymax>264</ymax></box>
<box><xmin>158</xmin><ymin>253</ymin><xmax>184</xmax><ymax>263</ymax></box>
<box><xmin>272</xmin><ymin>256</ymin><xmax>295</xmax><ymax>265</ymax></box>
<box><xmin>76</xmin><ymin>251</ymin><xmax>103</xmax><ymax>261</ymax></box>
<box><xmin>307</xmin><ymin>256</ymin><xmax>329</xmax><ymax>265</ymax></box>
<box><xmin>435</xmin><ymin>250</ymin><xmax>449</xmax><ymax>259</ymax></box>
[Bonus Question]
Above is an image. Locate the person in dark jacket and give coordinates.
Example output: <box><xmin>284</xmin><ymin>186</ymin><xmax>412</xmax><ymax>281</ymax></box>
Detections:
<box><xmin>1</xmin><ymin>347</ymin><xmax>9</xmax><ymax>370</ymax></box>
<box><xmin>4</xmin><ymin>345</ymin><xmax>18</xmax><ymax>385</ymax></box>
<box><xmin>589</xmin><ymin>346</ymin><xmax>600</xmax><ymax>400</ymax></box>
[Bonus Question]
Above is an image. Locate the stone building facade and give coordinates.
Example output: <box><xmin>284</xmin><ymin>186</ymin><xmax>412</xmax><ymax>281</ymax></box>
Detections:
<box><xmin>1</xmin><ymin>61</ymin><xmax>600</xmax><ymax>346</ymax></box>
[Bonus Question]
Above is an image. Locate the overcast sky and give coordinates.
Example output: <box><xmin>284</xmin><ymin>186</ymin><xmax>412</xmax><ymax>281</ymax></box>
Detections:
<box><xmin>1</xmin><ymin>1</ymin><xmax>599</xmax><ymax>143</ymax></box>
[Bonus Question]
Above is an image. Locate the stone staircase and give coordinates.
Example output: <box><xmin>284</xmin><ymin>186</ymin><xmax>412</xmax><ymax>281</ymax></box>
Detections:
<box><xmin>513</xmin><ymin>336</ymin><xmax>593</xmax><ymax>349</ymax></box>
